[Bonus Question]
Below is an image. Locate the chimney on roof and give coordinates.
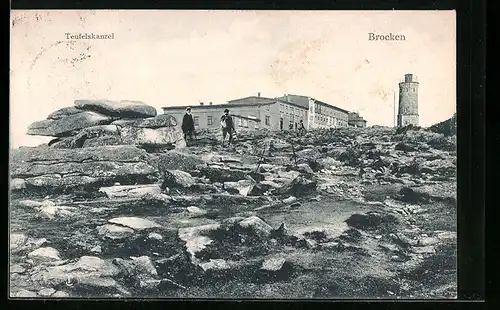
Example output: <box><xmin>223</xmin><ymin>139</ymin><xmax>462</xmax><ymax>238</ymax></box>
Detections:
<box><xmin>258</xmin><ymin>92</ymin><xmax>261</xmax><ymax>97</ymax></box>
<box><xmin>200</xmin><ymin>102</ymin><xmax>204</xmax><ymax>106</ymax></box>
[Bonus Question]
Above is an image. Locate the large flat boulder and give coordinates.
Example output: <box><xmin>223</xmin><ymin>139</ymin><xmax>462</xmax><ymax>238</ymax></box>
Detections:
<box><xmin>10</xmin><ymin>145</ymin><xmax>156</xmax><ymax>191</ymax></box>
<box><xmin>111</xmin><ymin>114</ymin><xmax>177</xmax><ymax>128</ymax></box>
<box><xmin>47</xmin><ymin>107</ymin><xmax>82</xmax><ymax>120</ymax></box>
<box><xmin>27</xmin><ymin>111</ymin><xmax>114</xmax><ymax>137</ymax></box>
<box><xmin>74</xmin><ymin>99</ymin><xmax>157</xmax><ymax>118</ymax></box>
<box><xmin>48</xmin><ymin>125</ymin><xmax>122</xmax><ymax>149</ymax></box>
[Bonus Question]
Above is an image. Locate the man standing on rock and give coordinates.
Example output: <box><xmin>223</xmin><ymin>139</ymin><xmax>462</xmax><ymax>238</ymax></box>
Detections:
<box><xmin>181</xmin><ymin>107</ymin><xmax>195</xmax><ymax>143</ymax></box>
<box><xmin>220</xmin><ymin>108</ymin><xmax>235</xmax><ymax>147</ymax></box>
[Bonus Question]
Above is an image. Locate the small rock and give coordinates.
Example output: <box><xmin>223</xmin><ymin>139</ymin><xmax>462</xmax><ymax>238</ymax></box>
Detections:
<box><xmin>261</xmin><ymin>257</ymin><xmax>286</xmax><ymax>271</ymax></box>
<box><xmin>199</xmin><ymin>259</ymin><xmax>231</xmax><ymax>271</ymax></box>
<box><xmin>417</xmin><ymin>237</ymin><xmax>440</xmax><ymax>246</ymax></box>
<box><xmin>10</xmin><ymin>233</ymin><xmax>28</xmax><ymax>250</ymax></box>
<box><xmin>410</xmin><ymin>245</ymin><xmax>436</xmax><ymax>254</ymax></box>
<box><xmin>38</xmin><ymin>288</ymin><xmax>56</xmax><ymax>297</ymax></box>
<box><xmin>238</xmin><ymin>216</ymin><xmax>273</xmax><ymax>238</ymax></box>
<box><xmin>97</xmin><ymin>224</ymin><xmax>134</xmax><ymax>240</ymax></box>
<box><xmin>27</xmin><ymin>247</ymin><xmax>61</xmax><ymax>261</ymax></box>
<box><xmin>282</xmin><ymin>196</ymin><xmax>297</xmax><ymax>204</ymax></box>
<box><xmin>186</xmin><ymin>206</ymin><xmax>207</xmax><ymax>216</ymax></box>
<box><xmin>18</xmin><ymin>200</ymin><xmax>43</xmax><ymax>208</ymax></box>
<box><xmin>10</xmin><ymin>264</ymin><xmax>26</xmax><ymax>274</ymax></box>
<box><xmin>289</xmin><ymin>202</ymin><xmax>301</xmax><ymax>208</ymax></box>
<box><xmin>139</xmin><ymin>279</ymin><xmax>161</xmax><ymax>289</ymax></box>
<box><xmin>148</xmin><ymin>233</ymin><xmax>163</xmax><ymax>241</ymax></box>
<box><xmin>375</xmin><ymin>235</ymin><xmax>382</xmax><ymax>239</ymax></box>
<box><xmin>11</xmin><ymin>178</ymin><xmax>26</xmax><ymax>190</ymax></box>
<box><xmin>108</xmin><ymin>217</ymin><xmax>161</xmax><ymax>231</ymax></box>
<box><xmin>90</xmin><ymin>245</ymin><xmax>102</xmax><ymax>253</ymax></box>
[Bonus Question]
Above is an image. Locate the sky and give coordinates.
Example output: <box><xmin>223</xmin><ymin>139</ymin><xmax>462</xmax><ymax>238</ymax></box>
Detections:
<box><xmin>10</xmin><ymin>10</ymin><xmax>456</xmax><ymax>148</ymax></box>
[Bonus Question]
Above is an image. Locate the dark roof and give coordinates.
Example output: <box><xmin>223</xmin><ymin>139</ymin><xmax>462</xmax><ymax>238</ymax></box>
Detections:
<box><xmin>227</xmin><ymin>96</ymin><xmax>276</xmax><ymax>104</ymax></box>
<box><xmin>162</xmin><ymin>101</ymin><xmax>275</xmax><ymax>110</ymax></box>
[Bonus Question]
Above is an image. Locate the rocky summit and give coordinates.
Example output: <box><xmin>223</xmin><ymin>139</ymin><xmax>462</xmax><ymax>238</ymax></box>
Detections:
<box><xmin>10</xmin><ymin>109</ymin><xmax>457</xmax><ymax>299</ymax></box>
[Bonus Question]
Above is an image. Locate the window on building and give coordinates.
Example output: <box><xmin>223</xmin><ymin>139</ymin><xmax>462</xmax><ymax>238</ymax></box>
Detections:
<box><xmin>265</xmin><ymin>115</ymin><xmax>270</xmax><ymax>126</ymax></box>
<box><xmin>207</xmin><ymin>116</ymin><xmax>213</xmax><ymax>125</ymax></box>
<box><xmin>194</xmin><ymin>116</ymin><xmax>199</xmax><ymax>127</ymax></box>
<box><xmin>238</xmin><ymin>118</ymin><xmax>242</xmax><ymax>126</ymax></box>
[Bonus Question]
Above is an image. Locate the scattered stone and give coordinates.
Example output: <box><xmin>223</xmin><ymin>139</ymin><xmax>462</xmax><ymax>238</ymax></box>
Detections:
<box><xmin>261</xmin><ymin>257</ymin><xmax>287</xmax><ymax>271</ymax></box>
<box><xmin>148</xmin><ymin>233</ymin><xmax>163</xmax><ymax>240</ymax></box>
<box><xmin>90</xmin><ymin>245</ymin><xmax>102</xmax><ymax>253</ymax></box>
<box><xmin>11</xmin><ymin>178</ymin><xmax>26</xmax><ymax>190</ymax></box>
<box><xmin>37</xmin><ymin>288</ymin><xmax>56</xmax><ymax>297</ymax></box>
<box><xmin>410</xmin><ymin>246</ymin><xmax>436</xmax><ymax>254</ymax></box>
<box><xmin>27</xmin><ymin>247</ymin><xmax>61</xmax><ymax>261</ymax></box>
<box><xmin>238</xmin><ymin>216</ymin><xmax>273</xmax><ymax>238</ymax></box>
<box><xmin>158</xmin><ymin>150</ymin><xmax>205</xmax><ymax>172</ymax></box>
<box><xmin>97</xmin><ymin>224</ymin><xmax>134</xmax><ymax>240</ymax></box>
<box><xmin>178</xmin><ymin>224</ymin><xmax>221</xmax><ymax>264</ymax></box>
<box><xmin>108</xmin><ymin>217</ymin><xmax>161</xmax><ymax>231</ymax></box>
<box><xmin>99</xmin><ymin>184</ymin><xmax>162</xmax><ymax>199</ymax></box>
<box><xmin>199</xmin><ymin>259</ymin><xmax>231</xmax><ymax>271</ymax></box>
<box><xmin>417</xmin><ymin>237</ymin><xmax>440</xmax><ymax>246</ymax></box>
<box><xmin>224</xmin><ymin>180</ymin><xmax>255</xmax><ymax>196</ymax></box>
<box><xmin>162</xmin><ymin>170</ymin><xmax>197</xmax><ymax>188</ymax></box>
<box><xmin>10</xmin><ymin>264</ymin><xmax>26</xmax><ymax>274</ymax></box>
<box><xmin>186</xmin><ymin>206</ymin><xmax>207</xmax><ymax>216</ymax></box>
<box><xmin>10</xmin><ymin>233</ymin><xmax>28</xmax><ymax>250</ymax></box>
<box><xmin>18</xmin><ymin>200</ymin><xmax>43</xmax><ymax>208</ymax></box>
<box><xmin>282</xmin><ymin>196</ymin><xmax>297</xmax><ymax>204</ymax></box>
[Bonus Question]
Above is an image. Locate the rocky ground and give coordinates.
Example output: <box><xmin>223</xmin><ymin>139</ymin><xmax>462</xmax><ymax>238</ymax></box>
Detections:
<box><xmin>9</xmin><ymin>100</ymin><xmax>457</xmax><ymax>299</ymax></box>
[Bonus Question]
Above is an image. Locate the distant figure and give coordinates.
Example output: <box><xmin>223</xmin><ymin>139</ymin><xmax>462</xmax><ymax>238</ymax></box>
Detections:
<box><xmin>220</xmin><ymin>108</ymin><xmax>235</xmax><ymax>146</ymax></box>
<box><xmin>181</xmin><ymin>107</ymin><xmax>195</xmax><ymax>142</ymax></box>
<box><xmin>298</xmin><ymin>120</ymin><xmax>306</xmax><ymax>135</ymax></box>
<box><xmin>289</xmin><ymin>123</ymin><xmax>294</xmax><ymax>130</ymax></box>
<box><xmin>295</xmin><ymin>122</ymin><xmax>298</xmax><ymax>130</ymax></box>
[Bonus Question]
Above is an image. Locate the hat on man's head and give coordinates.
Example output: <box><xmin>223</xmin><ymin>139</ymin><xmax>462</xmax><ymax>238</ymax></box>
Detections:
<box><xmin>224</xmin><ymin>109</ymin><xmax>229</xmax><ymax>113</ymax></box>
<box><xmin>186</xmin><ymin>107</ymin><xmax>191</xmax><ymax>111</ymax></box>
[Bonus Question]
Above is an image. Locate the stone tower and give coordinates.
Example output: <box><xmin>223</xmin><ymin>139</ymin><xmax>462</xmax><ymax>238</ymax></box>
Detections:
<box><xmin>397</xmin><ymin>73</ymin><xmax>419</xmax><ymax>127</ymax></box>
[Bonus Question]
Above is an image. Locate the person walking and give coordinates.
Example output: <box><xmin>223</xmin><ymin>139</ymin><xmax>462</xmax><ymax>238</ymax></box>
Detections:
<box><xmin>220</xmin><ymin>108</ymin><xmax>235</xmax><ymax>146</ymax></box>
<box><xmin>181</xmin><ymin>107</ymin><xmax>195</xmax><ymax>143</ymax></box>
<box><xmin>298</xmin><ymin>119</ymin><xmax>306</xmax><ymax>135</ymax></box>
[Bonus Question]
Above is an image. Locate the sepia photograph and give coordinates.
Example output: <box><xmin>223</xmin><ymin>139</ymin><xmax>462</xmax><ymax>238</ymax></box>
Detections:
<box><xmin>10</xmin><ymin>10</ymin><xmax>457</xmax><ymax>299</ymax></box>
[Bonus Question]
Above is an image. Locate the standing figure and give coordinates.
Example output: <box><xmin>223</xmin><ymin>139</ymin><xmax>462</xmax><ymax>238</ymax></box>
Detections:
<box><xmin>182</xmin><ymin>107</ymin><xmax>195</xmax><ymax>143</ymax></box>
<box><xmin>298</xmin><ymin>119</ymin><xmax>306</xmax><ymax>135</ymax></box>
<box><xmin>220</xmin><ymin>108</ymin><xmax>235</xmax><ymax>146</ymax></box>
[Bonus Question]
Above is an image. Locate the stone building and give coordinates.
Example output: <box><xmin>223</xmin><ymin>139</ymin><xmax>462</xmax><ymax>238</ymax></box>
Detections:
<box><xmin>162</xmin><ymin>93</ymin><xmax>350</xmax><ymax>132</ymax></box>
<box><xmin>348</xmin><ymin>112</ymin><xmax>367</xmax><ymax>127</ymax></box>
<box><xmin>277</xmin><ymin>94</ymin><xmax>349</xmax><ymax>129</ymax></box>
<box><xmin>397</xmin><ymin>73</ymin><xmax>419</xmax><ymax>127</ymax></box>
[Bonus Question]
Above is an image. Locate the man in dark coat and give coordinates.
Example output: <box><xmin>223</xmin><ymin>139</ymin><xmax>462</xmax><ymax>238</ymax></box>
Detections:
<box><xmin>181</xmin><ymin>107</ymin><xmax>195</xmax><ymax>142</ymax></box>
<box><xmin>298</xmin><ymin>119</ymin><xmax>306</xmax><ymax>135</ymax></box>
<box><xmin>220</xmin><ymin>108</ymin><xmax>235</xmax><ymax>146</ymax></box>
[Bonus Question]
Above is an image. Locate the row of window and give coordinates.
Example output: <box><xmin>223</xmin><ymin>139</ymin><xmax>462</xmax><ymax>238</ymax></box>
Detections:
<box><xmin>309</xmin><ymin>104</ymin><xmax>346</xmax><ymax>119</ymax></box>
<box><xmin>195</xmin><ymin>115</ymin><xmax>272</xmax><ymax>127</ymax></box>
<box><xmin>280</xmin><ymin>104</ymin><xmax>307</xmax><ymax>116</ymax></box>
<box><xmin>401</xmin><ymin>87</ymin><xmax>416</xmax><ymax>93</ymax></box>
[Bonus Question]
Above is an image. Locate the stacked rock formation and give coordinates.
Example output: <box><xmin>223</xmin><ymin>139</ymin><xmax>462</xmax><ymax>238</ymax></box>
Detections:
<box><xmin>27</xmin><ymin>99</ymin><xmax>184</xmax><ymax>149</ymax></box>
<box><xmin>11</xmin><ymin>100</ymin><xmax>185</xmax><ymax>193</ymax></box>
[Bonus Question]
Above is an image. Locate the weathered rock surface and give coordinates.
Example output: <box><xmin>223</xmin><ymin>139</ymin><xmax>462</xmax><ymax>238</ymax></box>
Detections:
<box><xmin>158</xmin><ymin>151</ymin><xmax>205</xmax><ymax>173</ymax></box>
<box><xmin>99</xmin><ymin>184</ymin><xmax>162</xmax><ymax>199</ymax></box>
<box><xmin>74</xmin><ymin>99</ymin><xmax>157</xmax><ymax>118</ymax></box>
<box><xmin>120</xmin><ymin>126</ymin><xmax>183</xmax><ymax>147</ymax></box>
<box><xmin>27</xmin><ymin>111</ymin><xmax>114</xmax><ymax>137</ymax></box>
<box><xmin>112</xmin><ymin>114</ymin><xmax>177</xmax><ymax>128</ymax></box>
<box><xmin>108</xmin><ymin>217</ymin><xmax>161</xmax><ymax>231</ymax></box>
<box><xmin>10</xmin><ymin>145</ymin><xmax>156</xmax><ymax>191</ymax></box>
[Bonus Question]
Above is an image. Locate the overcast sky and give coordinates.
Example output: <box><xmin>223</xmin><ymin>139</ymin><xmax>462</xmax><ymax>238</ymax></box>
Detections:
<box><xmin>10</xmin><ymin>10</ymin><xmax>456</xmax><ymax>148</ymax></box>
